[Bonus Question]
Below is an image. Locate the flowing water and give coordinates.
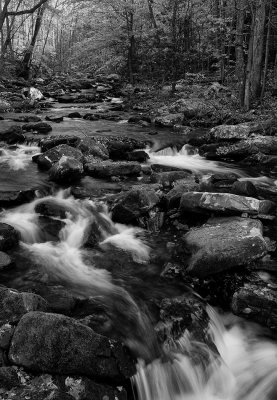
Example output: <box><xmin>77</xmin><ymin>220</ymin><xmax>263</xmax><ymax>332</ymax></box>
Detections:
<box><xmin>1</xmin><ymin>117</ymin><xmax>277</xmax><ymax>399</ymax></box>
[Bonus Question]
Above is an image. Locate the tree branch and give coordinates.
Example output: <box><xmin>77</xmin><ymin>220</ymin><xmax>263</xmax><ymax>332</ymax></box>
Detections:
<box><xmin>7</xmin><ymin>0</ymin><xmax>48</xmax><ymax>16</ymax></box>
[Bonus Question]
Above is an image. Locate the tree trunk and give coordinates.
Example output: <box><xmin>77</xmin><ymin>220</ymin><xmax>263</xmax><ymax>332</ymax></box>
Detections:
<box><xmin>244</xmin><ymin>16</ymin><xmax>255</xmax><ymax>111</ymax></box>
<box><xmin>249</xmin><ymin>0</ymin><xmax>266</xmax><ymax>100</ymax></box>
<box><xmin>235</xmin><ymin>0</ymin><xmax>246</xmax><ymax>105</ymax></box>
<box><xmin>20</xmin><ymin>4</ymin><xmax>46</xmax><ymax>79</ymax></box>
<box><xmin>261</xmin><ymin>0</ymin><xmax>272</xmax><ymax>101</ymax></box>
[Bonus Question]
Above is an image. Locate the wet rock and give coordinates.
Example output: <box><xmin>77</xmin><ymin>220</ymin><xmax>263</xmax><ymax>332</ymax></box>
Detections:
<box><xmin>232</xmin><ymin>284</ymin><xmax>277</xmax><ymax>331</ymax></box>
<box><xmin>40</xmin><ymin>135</ymin><xmax>79</xmax><ymax>152</ymax></box>
<box><xmin>0</xmin><ymin>287</ymin><xmax>48</xmax><ymax>325</ymax></box>
<box><xmin>13</xmin><ymin>115</ymin><xmax>41</xmax><ymax>123</ymax></box>
<box><xmin>38</xmin><ymin>216</ymin><xmax>65</xmax><ymax>242</ymax></box>
<box><xmin>0</xmin><ymin>367</ymin><xmax>21</xmax><ymax>390</ymax></box>
<box><xmin>231</xmin><ymin>180</ymin><xmax>258</xmax><ymax>198</ymax></box>
<box><xmin>45</xmin><ymin>115</ymin><xmax>64</xmax><ymax>123</ymax></box>
<box><xmin>112</xmin><ymin>186</ymin><xmax>160</xmax><ymax>225</ymax></box>
<box><xmin>76</xmin><ymin>137</ymin><xmax>109</xmax><ymax>160</ymax></box>
<box><xmin>150</xmin><ymin>171</ymin><xmax>191</xmax><ymax>187</ymax></box>
<box><xmin>49</xmin><ymin>156</ymin><xmax>84</xmax><ymax>183</ymax></box>
<box><xmin>0</xmin><ymin>126</ymin><xmax>25</xmax><ymax>144</ymax></box>
<box><xmin>0</xmin><ymin>223</ymin><xmax>20</xmax><ymax>250</ymax></box>
<box><xmin>67</xmin><ymin>112</ymin><xmax>82</xmax><ymax>118</ymax></box>
<box><xmin>0</xmin><ymin>252</ymin><xmax>13</xmax><ymax>271</ymax></box>
<box><xmin>35</xmin><ymin>144</ymin><xmax>83</xmax><ymax>170</ymax></box>
<box><xmin>35</xmin><ymin>201</ymin><xmax>68</xmax><ymax>219</ymax></box>
<box><xmin>179</xmin><ymin>192</ymin><xmax>276</xmax><ymax>216</ymax></box>
<box><xmin>183</xmin><ymin>217</ymin><xmax>267</xmax><ymax>277</ymax></box>
<box><xmin>127</xmin><ymin>150</ymin><xmax>149</xmax><ymax>163</ymax></box>
<box><xmin>9</xmin><ymin>312</ymin><xmax>135</xmax><ymax>382</ymax></box>
<box><xmin>108</xmin><ymin>142</ymin><xmax>137</xmax><ymax>161</ymax></box>
<box><xmin>155</xmin><ymin>113</ymin><xmax>184</xmax><ymax>127</ymax></box>
<box><xmin>85</xmin><ymin>160</ymin><xmax>141</xmax><ymax>178</ymax></box>
<box><xmin>157</xmin><ymin>293</ymin><xmax>209</xmax><ymax>343</ymax></box>
<box><xmin>0</xmin><ymin>324</ymin><xmax>14</xmax><ymax>350</ymax></box>
<box><xmin>35</xmin><ymin>286</ymin><xmax>76</xmax><ymax>315</ymax></box>
<box><xmin>0</xmin><ymin>189</ymin><xmax>36</xmax><ymax>207</ymax></box>
<box><xmin>22</xmin><ymin>122</ymin><xmax>52</xmax><ymax>134</ymax></box>
<box><xmin>200</xmin><ymin>173</ymin><xmax>238</xmax><ymax>193</ymax></box>
<box><xmin>164</xmin><ymin>180</ymin><xmax>200</xmax><ymax>209</ymax></box>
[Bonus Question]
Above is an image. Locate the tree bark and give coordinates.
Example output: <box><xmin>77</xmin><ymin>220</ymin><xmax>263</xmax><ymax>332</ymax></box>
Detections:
<box><xmin>235</xmin><ymin>0</ymin><xmax>246</xmax><ymax>105</ymax></box>
<box><xmin>261</xmin><ymin>0</ymin><xmax>272</xmax><ymax>101</ymax></box>
<box><xmin>20</xmin><ymin>4</ymin><xmax>46</xmax><ymax>79</ymax></box>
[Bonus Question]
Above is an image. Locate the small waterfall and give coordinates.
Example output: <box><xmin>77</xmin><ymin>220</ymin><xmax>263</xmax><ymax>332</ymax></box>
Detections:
<box><xmin>133</xmin><ymin>307</ymin><xmax>277</xmax><ymax>400</ymax></box>
<box><xmin>0</xmin><ymin>190</ymin><xmax>158</xmax><ymax>359</ymax></box>
<box><xmin>146</xmin><ymin>145</ymin><xmax>244</xmax><ymax>175</ymax></box>
<box><xmin>0</xmin><ymin>144</ymin><xmax>40</xmax><ymax>171</ymax></box>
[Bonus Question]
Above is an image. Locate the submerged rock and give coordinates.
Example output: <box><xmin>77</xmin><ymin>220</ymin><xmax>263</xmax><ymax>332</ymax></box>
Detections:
<box><xmin>85</xmin><ymin>160</ymin><xmax>141</xmax><ymax>178</ymax></box>
<box><xmin>35</xmin><ymin>144</ymin><xmax>83</xmax><ymax>170</ymax></box>
<box><xmin>9</xmin><ymin>312</ymin><xmax>135</xmax><ymax>382</ymax></box>
<box><xmin>49</xmin><ymin>156</ymin><xmax>84</xmax><ymax>183</ymax></box>
<box><xmin>182</xmin><ymin>217</ymin><xmax>267</xmax><ymax>277</ymax></box>
<box><xmin>0</xmin><ymin>287</ymin><xmax>48</xmax><ymax>325</ymax></box>
<box><xmin>179</xmin><ymin>192</ymin><xmax>276</xmax><ymax>216</ymax></box>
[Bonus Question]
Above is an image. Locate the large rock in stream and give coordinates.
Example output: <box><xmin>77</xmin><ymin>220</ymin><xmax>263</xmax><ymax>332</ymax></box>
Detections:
<box><xmin>179</xmin><ymin>192</ymin><xmax>276</xmax><ymax>216</ymax></box>
<box><xmin>232</xmin><ymin>284</ymin><xmax>277</xmax><ymax>331</ymax></box>
<box><xmin>9</xmin><ymin>312</ymin><xmax>135</xmax><ymax>382</ymax></box>
<box><xmin>182</xmin><ymin>217</ymin><xmax>268</xmax><ymax>277</ymax></box>
<box><xmin>85</xmin><ymin>160</ymin><xmax>141</xmax><ymax>178</ymax></box>
<box><xmin>49</xmin><ymin>156</ymin><xmax>84</xmax><ymax>183</ymax></box>
<box><xmin>0</xmin><ymin>223</ymin><xmax>19</xmax><ymax>250</ymax></box>
<box><xmin>34</xmin><ymin>144</ymin><xmax>83</xmax><ymax>170</ymax></box>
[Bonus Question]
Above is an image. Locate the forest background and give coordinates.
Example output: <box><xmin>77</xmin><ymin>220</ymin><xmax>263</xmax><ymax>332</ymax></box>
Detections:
<box><xmin>0</xmin><ymin>0</ymin><xmax>276</xmax><ymax>111</ymax></box>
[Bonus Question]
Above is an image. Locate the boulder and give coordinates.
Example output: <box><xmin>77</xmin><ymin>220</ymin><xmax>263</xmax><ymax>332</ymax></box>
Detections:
<box><xmin>49</xmin><ymin>156</ymin><xmax>84</xmax><ymax>183</ymax></box>
<box><xmin>0</xmin><ymin>287</ymin><xmax>48</xmax><ymax>325</ymax></box>
<box><xmin>179</xmin><ymin>192</ymin><xmax>276</xmax><ymax>216</ymax></box>
<box><xmin>0</xmin><ymin>223</ymin><xmax>20</xmax><ymax>250</ymax></box>
<box><xmin>35</xmin><ymin>201</ymin><xmax>68</xmax><ymax>219</ymax></box>
<box><xmin>0</xmin><ymin>324</ymin><xmax>14</xmax><ymax>350</ymax></box>
<box><xmin>112</xmin><ymin>187</ymin><xmax>160</xmax><ymax>225</ymax></box>
<box><xmin>76</xmin><ymin>137</ymin><xmax>109</xmax><ymax>160</ymax></box>
<box><xmin>0</xmin><ymin>189</ymin><xmax>36</xmax><ymax>207</ymax></box>
<box><xmin>164</xmin><ymin>181</ymin><xmax>200</xmax><ymax>209</ymax></box>
<box><xmin>0</xmin><ymin>126</ymin><xmax>25</xmax><ymax>144</ymax></box>
<box><xmin>169</xmin><ymin>99</ymin><xmax>213</xmax><ymax>119</ymax></box>
<box><xmin>67</xmin><ymin>112</ymin><xmax>82</xmax><ymax>118</ymax></box>
<box><xmin>204</xmin><ymin>136</ymin><xmax>277</xmax><ymax>160</ymax></box>
<box><xmin>209</xmin><ymin>124</ymin><xmax>251</xmax><ymax>141</ymax></box>
<box><xmin>150</xmin><ymin>171</ymin><xmax>192</xmax><ymax>187</ymax></box>
<box><xmin>232</xmin><ymin>284</ymin><xmax>277</xmax><ymax>331</ymax></box>
<box><xmin>9</xmin><ymin>312</ymin><xmax>135</xmax><ymax>381</ymax></box>
<box><xmin>155</xmin><ymin>113</ymin><xmax>184</xmax><ymax>127</ymax></box>
<box><xmin>127</xmin><ymin>150</ymin><xmax>149</xmax><ymax>163</ymax></box>
<box><xmin>199</xmin><ymin>173</ymin><xmax>238</xmax><ymax>193</ymax></box>
<box><xmin>22</xmin><ymin>122</ymin><xmax>52</xmax><ymax>134</ymax></box>
<box><xmin>35</xmin><ymin>144</ymin><xmax>83</xmax><ymax>170</ymax></box>
<box><xmin>85</xmin><ymin>161</ymin><xmax>141</xmax><ymax>178</ymax></box>
<box><xmin>231</xmin><ymin>180</ymin><xmax>258</xmax><ymax>198</ymax></box>
<box><xmin>182</xmin><ymin>217</ymin><xmax>267</xmax><ymax>277</ymax></box>
<box><xmin>40</xmin><ymin>135</ymin><xmax>79</xmax><ymax>152</ymax></box>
